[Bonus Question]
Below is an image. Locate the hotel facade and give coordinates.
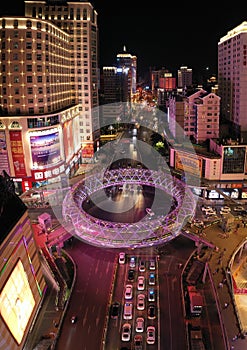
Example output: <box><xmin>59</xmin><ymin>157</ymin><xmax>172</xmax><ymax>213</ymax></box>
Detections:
<box><xmin>0</xmin><ymin>1</ymin><xmax>100</xmax><ymax>193</ymax></box>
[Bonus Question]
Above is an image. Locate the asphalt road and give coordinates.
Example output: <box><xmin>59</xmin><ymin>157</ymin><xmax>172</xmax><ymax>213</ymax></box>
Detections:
<box><xmin>55</xmin><ymin>242</ymin><xmax>116</xmax><ymax>350</ymax></box>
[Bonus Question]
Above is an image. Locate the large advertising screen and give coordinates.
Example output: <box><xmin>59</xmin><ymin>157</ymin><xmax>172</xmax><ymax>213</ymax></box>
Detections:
<box><xmin>30</xmin><ymin>129</ymin><xmax>61</xmax><ymax>167</ymax></box>
<box><xmin>0</xmin><ymin>259</ymin><xmax>35</xmax><ymax>345</ymax></box>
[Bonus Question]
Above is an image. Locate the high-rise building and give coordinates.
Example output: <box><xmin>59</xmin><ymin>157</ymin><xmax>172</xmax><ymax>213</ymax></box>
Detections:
<box><xmin>151</xmin><ymin>68</ymin><xmax>176</xmax><ymax>110</ymax></box>
<box><xmin>218</xmin><ymin>21</ymin><xmax>247</xmax><ymax>142</ymax></box>
<box><xmin>177</xmin><ymin>66</ymin><xmax>193</xmax><ymax>91</ymax></box>
<box><xmin>116</xmin><ymin>46</ymin><xmax>137</xmax><ymax>99</ymax></box>
<box><xmin>168</xmin><ymin>89</ymin><xmax>220</xmax><ymax>143</ymax></box>
<box><xmin>0</xmin><ymin>0</ymin><xmax>100</xmax><ymax>192</ymax></box>
<box><xmin>99</xmin><ymin>66</ymin><xmax>128</xmax><ymax>125</ymax></box>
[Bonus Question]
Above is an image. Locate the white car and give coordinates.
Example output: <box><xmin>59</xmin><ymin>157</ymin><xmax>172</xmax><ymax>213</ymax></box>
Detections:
<box><xmin>135</xmin><ymin>317</ymin><xmax>144</xmax><ymax>333</ymax></box>
<box><xmin>124</xmin><ymin>284</ymin><xmax>133</xmax><ymax>299</ymax></box>
<box><xmin>205</xmin><ymin>209</ymin><xmax>217</xmax><ymax>217</ymax></box>
<box><xmin>201</xmin><ymin>206</ymin><xmax>212</xmax><ymax>212</ymax></box>
<box><xmin>137</xmin><ymin>293</ymin><xmax>145</xmax><ymax>311</ymax></box>
<box><xmin>118</xmin><ymin>252</ymin><xmax>126</xmax><ymax>264</ymax></box>
<box><xmin>139</xmin><ymin>260</ymin><xmax>146</xmax><ymax>272</ymax></box>
<box><xmin>146</xmin><ymin>326</ymin><xmax>155</xmax><ymax>345</ymax></box>
<box><xmin>137</xmin><ymin>276</ymin><xmax>145</xmax><ymax>291</ymax></box>
<box><xmin>148</xmin><ymin>259</ymin><xmax>156</xmax><ymax>270</ymax></box>
<box><xmin>234</xmin><ymin>206</ymin><xmax>245</xmax><ymax>212</ymax></box>
<box><xmin>222</xmin><ymin>206</ymin><xmax>231</xmax><ymax>212</ymax></box>
<box><xmin>220</xmin><ymin>206</ymin><xmax>231</xmax><ymax>215</ymax></box>
<box><xmin>121</xmin><ymin>323</ymin><xmax>131</xmax><ymax>342</ymax></box>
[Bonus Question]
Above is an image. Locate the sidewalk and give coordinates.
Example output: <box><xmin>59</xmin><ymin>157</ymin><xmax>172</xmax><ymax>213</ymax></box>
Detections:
<box><xmin>200</xmin><ymin>221</ymin><xmax>247</xmax><ymax>349</ymax></box>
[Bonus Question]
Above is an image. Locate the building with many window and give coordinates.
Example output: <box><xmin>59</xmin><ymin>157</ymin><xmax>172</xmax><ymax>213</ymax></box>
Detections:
<box><xmin>0</xmin><ymin>0</ymin><xmax>100</xmax><ymax>192</ymax></box>
<box><xmin>167</xmin><ymin>89</ymin><xmax>220</xmax><ymax>144</ymax></box>
<box><xmin>116</xmin><ymin>46</ymin><xmax>137</xmax><ymax>99</ymax></box>
<box><xmin>218</xmin><ymin>21</ymin><xmax>247</xmax><ymax>142</ymax></box>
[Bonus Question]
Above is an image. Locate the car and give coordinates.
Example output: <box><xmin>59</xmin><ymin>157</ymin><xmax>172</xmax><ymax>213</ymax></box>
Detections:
<box><xmin>148</xmin><ymin>288</ymin><xmax>155</xmax><ymax>302</ymax></box>
<box><xmin>123</xmin><ymin>302</ymin><xmax>133</xmax><ymax>320</ymax></box>
<box><xmin>128</xmin><ymin>269</ymin><xmax>135</xmax><ymax>281</ymax></box>
<box><xmin>137</xmin><ymin>293</ymin><xmax>145</xmax><ymax>311</ymax></box>
<box><xmin>139</xmin><ymin>260</ymin><xmax>145</xmax><ymax>272</ymax></box>
<box><xmin>148</xmin><ymin>272</ymin><xmax>155</xmax><ymax>285</ymax></box>
<box><xmin>110</xmin><ymin>301</ymin><xmax>120</xmax><ymax>319</ymax></box>
<box><xmin>133</xmin><ymin>334</ymin><xmax>143</xmax><ymax>350</ymax></box>
<box><xmin>135</xmin><ymin>317</ymin><xmax>144</xmax><ymax>333</ymax></box>
<box><xmin>71</xmin><ymin>315</ymin><xmax>77</xmax><ymax>324</ymax></box>
<box><xmin>148</xmin><ymin>304</ymin><xmax>156</xmax><ymax>319</ymax></box>
<box><xmin>192</xmin><ymin>219</ymin><xmax>204</xmax><ymax>227</ymax></box>
<box><xmin>119</xmin><ymin>252</ymin><xmax>126</xmax><ymax>264</ymax></box>
<box><xmin>222</xmin><ymin>205</ymin><xmax>231</xmax><ymax>211</ymax></box>
<box><xmin>201</xmin><ymin>206</ymin><xmax>213</xmax><ymax>212</ymax></box>
<box><xmin>220</xmin><ymin>208</ymin><xmax>231</xmax><ymax>215</ymax></box>
<box><xmin>121</xmin><ymin>323</ymin><xmax>131</xmax><ymax>342</ymax></box>
<box><xmin>137</xmin><ymin>276</ymin><xmax>145</xmax><ymax>291</ymax></box>
<box><xmin>146</xmin><ymin>325</ymin><xmax>155</xmax><ymax>345</ymax></box>
<box><xmin>148</xmin><ymin>259</ymin><xmax>156</xmax><ymax>270</ymax></box>
<box><xmin>129</xmin><ymin>256</ymin><xmax>136</xmax><ymax>268</ymax></box>
<box><xmin>124</xmin><ymin>284</ymin><xmax>133</xmax><ymax>299</ymax></box>
<box><xmin>234</xmin><ymin>205</ymin><xmax>245</xmax><ymax>212</ymax></box>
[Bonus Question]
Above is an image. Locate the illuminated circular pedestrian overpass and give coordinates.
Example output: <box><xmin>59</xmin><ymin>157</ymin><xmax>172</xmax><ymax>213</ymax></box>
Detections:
<box><xmin>62</xmin><ymin>168</ymin><xmax>196</xmax><ymax>248</ymax></box>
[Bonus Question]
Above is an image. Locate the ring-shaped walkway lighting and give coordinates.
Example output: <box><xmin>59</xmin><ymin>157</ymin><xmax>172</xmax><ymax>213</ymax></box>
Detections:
<box><xmin>62</xmin><ymin>169</ymin><xmax>196</xmax><ymax>248</ymax></box>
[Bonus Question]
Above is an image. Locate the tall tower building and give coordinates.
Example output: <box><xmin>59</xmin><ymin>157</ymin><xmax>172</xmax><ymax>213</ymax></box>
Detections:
<box><xmin>177</xmin><ymin>66</ymin><xmax>193</xmax><ymax>91</ymax></box>
<box><xmin>116</xmin><ymin>46</ymin><xmax>137</xmax><ymax>100</ymax></box>
<box><xmin>24</xmin><ymin>0</ymin><xmax>100</xmax><ymax>145</ymax></box>
<box><xmin>0</xmin><ymin>0</ymin><xmax>100</xmax><ymax>192</ymax></box>
<box><xmin>218</xmin><ymin>21</ymin><xmax>247</xmax><ymax>142</ymax></box>
<box><xmin>100</xmin><ymin>66</ymin><xmax>128</xmax><ymax>125</ymax></box>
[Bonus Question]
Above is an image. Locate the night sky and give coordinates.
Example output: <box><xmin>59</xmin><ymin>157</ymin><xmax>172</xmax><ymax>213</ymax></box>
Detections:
<box><xmin>1</xmin><ymin>1</ymin><xmax>247</xmax><ymax>80</ymax></box>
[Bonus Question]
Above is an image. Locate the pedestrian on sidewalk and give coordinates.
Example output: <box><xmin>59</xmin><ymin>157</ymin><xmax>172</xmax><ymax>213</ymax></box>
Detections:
<box><xmin>224</xmin><ymin>302</ymin><xmax>229</xmax><ymax>309</ymax></box>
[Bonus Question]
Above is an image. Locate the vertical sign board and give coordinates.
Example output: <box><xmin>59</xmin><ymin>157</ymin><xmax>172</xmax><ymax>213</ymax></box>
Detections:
<box><xmin>0</xmin><ymin>130</ymin><xmax>10</xmax><ymax>174</ymax></box>
<box><xmin>9</xmin><ymin>130</ymin><xmax>27</xmax><ymax>177</ymax></box>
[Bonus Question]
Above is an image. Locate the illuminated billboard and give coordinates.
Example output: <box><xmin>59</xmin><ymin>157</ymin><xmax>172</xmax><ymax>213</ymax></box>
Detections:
<box><xmin>175</xmin><ymin>152</ymin><xmax>202</xmax><ymax>177</ymax></box>
<box><xmin>30</xmin><ymin>129</ymin><xmax>61</xmax><ymax>167</ymax></box>
<box><xmin>9</xmin><ymin>130</ymin><xmax>27</xmax><ymax>177</ymax></box>
<box><xmin>0</xmin><ymin>259</ymin><xmax>35</xmax><ymax>345</ymax></box>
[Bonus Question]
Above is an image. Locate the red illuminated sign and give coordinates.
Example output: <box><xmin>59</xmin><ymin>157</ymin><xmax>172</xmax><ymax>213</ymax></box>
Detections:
<box><xmin>9</xmin><ymin>131</ymin><xmax>27</xmax><ymax>177</ymax></box>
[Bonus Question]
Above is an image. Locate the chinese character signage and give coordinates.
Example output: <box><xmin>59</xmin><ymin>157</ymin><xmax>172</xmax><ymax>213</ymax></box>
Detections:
<box><xmin>175</xmin><ymin>151</ymin><xmax>202</xmax><ymax>177</ymax></box>
<box><xmin>31</xmin><ymin>163</ymin><xmax>65</xmax><ymax>181</ymax></box>
<box><xmin>9</xmin><ymin>130</ymin><xmax>27</xmax><ymax>177</ymax></box>
<box><xmin>82</xmin><ymin>143</ymin><xmax>94</xmax><ymax>158</ymax></box>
